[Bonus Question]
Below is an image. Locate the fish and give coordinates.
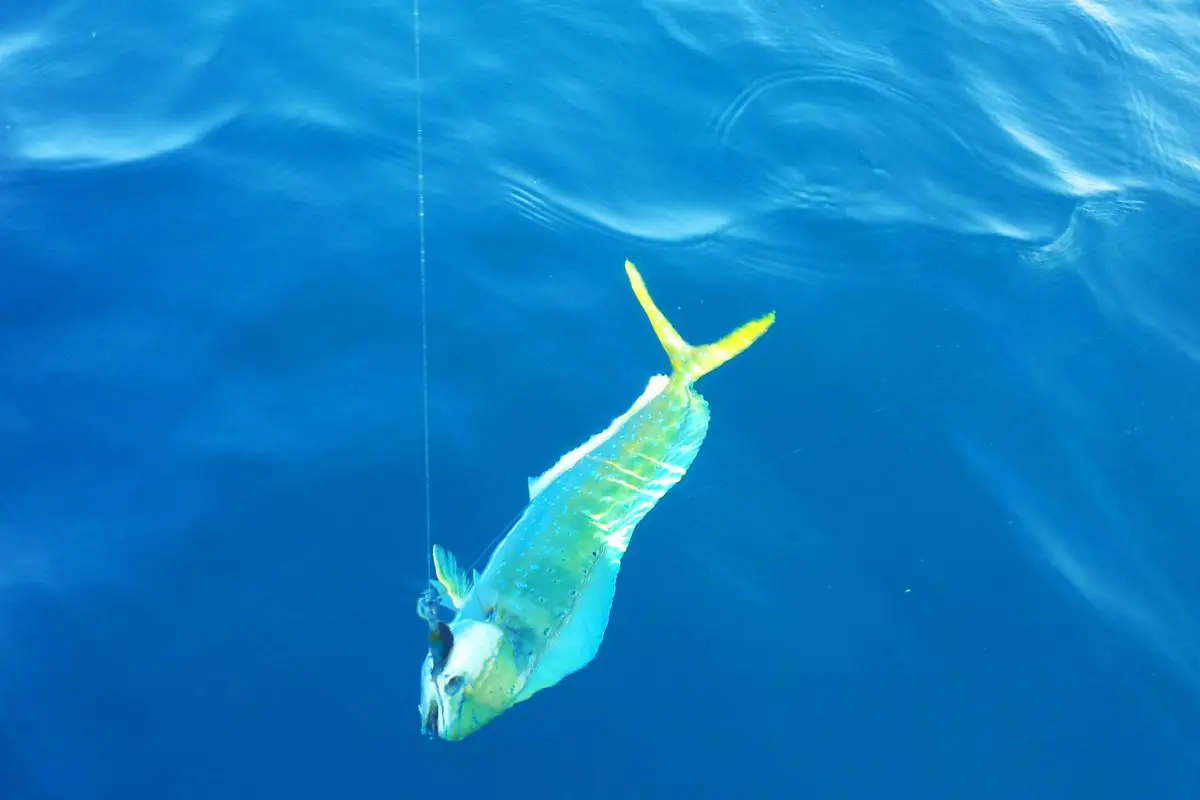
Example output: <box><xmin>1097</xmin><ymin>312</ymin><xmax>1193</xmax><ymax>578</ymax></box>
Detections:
<box><xmin>418</xmin><ymin>259</ymin><xmax>775</xmax><ymax>741</ymax></box>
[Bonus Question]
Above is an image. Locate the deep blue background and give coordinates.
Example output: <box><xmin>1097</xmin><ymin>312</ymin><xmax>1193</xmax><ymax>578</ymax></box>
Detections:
<box><xmin>3</xmin><ymin>0</ymin><xmax>1200</xmax><ymax>797</ymax></box>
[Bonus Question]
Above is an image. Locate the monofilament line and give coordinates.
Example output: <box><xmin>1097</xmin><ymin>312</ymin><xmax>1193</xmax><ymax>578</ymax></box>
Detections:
<box><xmin>413</xmin><ymin>0</ymin><xmax>434</xmax><ymax>608</ymax></box>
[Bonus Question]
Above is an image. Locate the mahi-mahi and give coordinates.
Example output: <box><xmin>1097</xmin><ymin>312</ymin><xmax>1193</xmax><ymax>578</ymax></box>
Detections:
<box><xmin>418</xmin><ymin>259</ymin><xmax>775</xmax><ymax>741</ymax></box>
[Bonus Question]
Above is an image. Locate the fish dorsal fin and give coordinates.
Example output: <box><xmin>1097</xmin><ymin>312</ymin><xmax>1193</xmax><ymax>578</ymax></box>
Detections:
<box><xmin>432</xmin><ymin>544</ymin><xmax>473</xmax><ymax>610</ymax></box>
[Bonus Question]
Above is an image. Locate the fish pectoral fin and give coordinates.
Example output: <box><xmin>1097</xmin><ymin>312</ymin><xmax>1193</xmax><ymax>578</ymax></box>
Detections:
<box><xmin>432</xmin><ymin>544</ymin><xmax>473</xmax><ymax>610</ymax></box>
<box><xmin>624</xmin><ymin>259</ymin><xmax>775</xmax><ymax>385</ymax></box>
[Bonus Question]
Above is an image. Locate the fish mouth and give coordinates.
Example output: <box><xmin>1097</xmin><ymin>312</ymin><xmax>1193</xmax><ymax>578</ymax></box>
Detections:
<box><xmin>422</xmin><ymin>700</ymin><xmax>440</xmax><ymax>739</ymax></box>
<box><xmin>419</xmin><ymin>655</ymin><xmax>442</xmax><ymax>740</ymax></box>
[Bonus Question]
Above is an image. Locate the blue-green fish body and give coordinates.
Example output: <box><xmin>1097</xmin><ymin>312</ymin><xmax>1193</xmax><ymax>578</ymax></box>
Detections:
<box><xmin>419</xmin><ymin>260</ymin><xmax>775</xmax><ymax>741</ymax></box>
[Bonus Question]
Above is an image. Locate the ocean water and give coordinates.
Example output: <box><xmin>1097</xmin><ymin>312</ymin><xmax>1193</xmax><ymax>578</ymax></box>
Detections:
<box><xmin>3</xmin><ymin>0</ymin><xmax>1200</xmax><ymax>797</ymax></box>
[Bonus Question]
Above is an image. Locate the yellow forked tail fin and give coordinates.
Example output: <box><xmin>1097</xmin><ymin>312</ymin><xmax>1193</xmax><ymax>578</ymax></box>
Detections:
<box><xmin>624</xmin><ymin>259</ymin><xmax>775</xmax><ymax>385</ymax></box>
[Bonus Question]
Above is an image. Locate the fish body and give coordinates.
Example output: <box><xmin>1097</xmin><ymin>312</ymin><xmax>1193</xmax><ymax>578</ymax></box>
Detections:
<box><xmin>419</xmin><ymin>259</ymin><xmax>774</xmax><ymax>741</ymax></box>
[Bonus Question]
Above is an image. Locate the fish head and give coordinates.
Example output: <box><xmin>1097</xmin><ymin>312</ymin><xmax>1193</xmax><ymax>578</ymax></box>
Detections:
<box><xmin>419</xmin><ymin>617</ymin><xmax>518</xmax><ymax>741</ymax></box>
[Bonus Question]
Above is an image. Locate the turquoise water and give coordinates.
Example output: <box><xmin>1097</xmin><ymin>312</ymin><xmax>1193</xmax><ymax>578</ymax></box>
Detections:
<box><xmin>3</xmin><ymin>0</ymin><xmax>1200</xmax><ymax>797</ymax></box>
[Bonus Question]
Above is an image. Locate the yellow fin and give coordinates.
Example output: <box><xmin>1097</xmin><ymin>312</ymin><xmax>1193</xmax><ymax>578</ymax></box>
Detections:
<box><xmin>624</xmin><ymin>259</ymin><xmax>775</xmax><ymax>384</ymax></box>
<box><xmin>432</xmin><ymin>544</ymin><xmax>473</xmax><ymax>610</ymax></box>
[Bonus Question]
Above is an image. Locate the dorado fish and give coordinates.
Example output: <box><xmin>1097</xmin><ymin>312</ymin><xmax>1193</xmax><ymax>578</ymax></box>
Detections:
<box><xmin>418</xmin><ymin>259</ymin><xmax>774</xmax><ymax>741</ymax></box>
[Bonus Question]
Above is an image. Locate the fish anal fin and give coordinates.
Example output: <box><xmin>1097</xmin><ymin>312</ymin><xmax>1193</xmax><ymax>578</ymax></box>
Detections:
<box><xmin>518</xmin><ymin>559</ymin><xmax>620</xmax><ymax>701</ymax></box>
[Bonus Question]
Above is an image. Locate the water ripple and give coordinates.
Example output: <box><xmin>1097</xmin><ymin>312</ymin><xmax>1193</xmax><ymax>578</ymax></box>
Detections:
<box><xmin>1</xmin><ymin>1</ymin><xmax>243</xmax><ymax>169</ymax></box>
<box><xmin>500</xmin><ymin>166</ymin><xmax>737</xmax><ymax>245</ymax></box>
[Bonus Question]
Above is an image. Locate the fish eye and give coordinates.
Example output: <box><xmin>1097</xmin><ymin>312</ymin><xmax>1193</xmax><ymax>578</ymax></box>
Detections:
<box><xmin>444</xmin><ymin>675</ymin><xmax>464</xmax><ymax>695</ymax></box>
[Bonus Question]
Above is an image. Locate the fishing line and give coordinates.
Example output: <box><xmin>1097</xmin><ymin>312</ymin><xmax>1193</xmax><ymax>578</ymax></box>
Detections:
<box><xmin>412</xmin><ymin>0</ymin><xmax>434</xmax><ymax>615</ymax></box>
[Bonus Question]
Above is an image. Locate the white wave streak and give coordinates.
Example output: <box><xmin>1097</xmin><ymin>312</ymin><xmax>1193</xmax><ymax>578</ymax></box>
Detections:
<box><xmin>1</xmin><ymin>1</ymin><xmax>242</xmax><ymax>167</ymax></box>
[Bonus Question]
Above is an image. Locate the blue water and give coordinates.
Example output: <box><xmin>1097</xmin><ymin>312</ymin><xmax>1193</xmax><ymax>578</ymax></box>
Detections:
<box><xmin>3</xmin><ymin>0</ymin><xmax>1200</xmax><ymax>797</ymax></box>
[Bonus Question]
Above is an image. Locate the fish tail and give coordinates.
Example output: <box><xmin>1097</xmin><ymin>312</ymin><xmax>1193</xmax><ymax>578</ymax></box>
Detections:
<box><xmin>624</xmin><ymin>259</ymin><xmax>775</xmax><ymax>385</ymax></box>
